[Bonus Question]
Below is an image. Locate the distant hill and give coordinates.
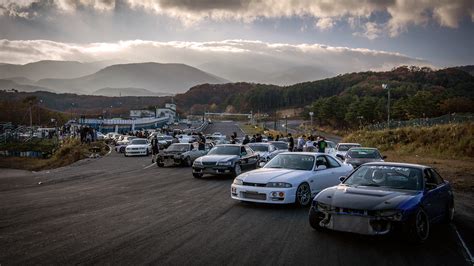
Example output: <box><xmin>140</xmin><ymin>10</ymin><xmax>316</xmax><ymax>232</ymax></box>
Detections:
<box><xmin>93</xmin><ymin>87</ymin><xmax>171</xmax><ymax>97</ymax></box>
<box><xmin>456</xmin><ymin>65</ymin><xmax>474</xmax><ymax>76</ymax></box>
<box><xmin>0</xmin><ymin>60</ymin><xmax>107</xmax><ymax>80</ymax></box>
<box><xmin>37</xmin><ymin>62</ymin><xmax>228</xmax><ymax>94</ymax></box>
<box><xmin>264</xmin><ymin>65</ymin><xmax>334</xmax><ymax>85</ymax></box>
<box><xmin>0</xmin><ymin>79</ymin><xmax>54</xmax><ymax>93</ymax></box>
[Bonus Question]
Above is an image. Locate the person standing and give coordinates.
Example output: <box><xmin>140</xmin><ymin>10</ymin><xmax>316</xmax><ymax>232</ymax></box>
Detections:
<box><xmin>288</xmin><ymin>133</ymin><xmax>294</xmax><ymax>152</ymax></box>
<box><xmin>255</xmin><ymin>133</ymin><xmax>262</xmax><ymax>143</ymax></box>
<box><xmin>318</xmin><ymin>136</ymin><xmax>327</xmax><ymax>153</ymax></box>
<box><xmin>151</xmin><ymin>134</ymin><xmax>160</xmax><ymax>163</ymax></box>
<box><xmin>198</xmin><ymin>132</ymin><xmax>206</xmax><ymax>150</ymax></box>
<box><xmin>242</xmin><ymin>135</ymin><xmax>250</xmax><ymax>145</ymax></box>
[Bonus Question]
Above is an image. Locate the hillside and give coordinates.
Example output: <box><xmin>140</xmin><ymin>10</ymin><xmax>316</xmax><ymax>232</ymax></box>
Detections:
<box><xmin>0</xmin><ymin>79</ymin><xmax>54</xmax><ymax>93</ymax></box>
<box><xmin>37</xmin><ymin>62</ymin><xmax>228</xmax><ymax>94</ymax></box>
<box><xmin>92</xmin><ymin>87</ymin><xmax>171</xmax><ymax>97</ymax></box>
<box><xmin>0</xmin><ymin>60</ymin><xmax>105</xmax><ymax>80</ymax></box>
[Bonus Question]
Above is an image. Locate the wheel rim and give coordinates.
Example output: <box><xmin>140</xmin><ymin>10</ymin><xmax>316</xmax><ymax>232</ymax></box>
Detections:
<box><xmin>235</xmin><ymin>164</ymin><xmax>241</xmax><ymax>175</ymax></box>
<box><xmin>296</xmin><ymin>183</ymin><xmax>311</xmax><ymax>206</ymax></box>
<box><xmin>416</xmin><ymin>211</ymin><xmax>429</xmax><ymax>240</ymax></box>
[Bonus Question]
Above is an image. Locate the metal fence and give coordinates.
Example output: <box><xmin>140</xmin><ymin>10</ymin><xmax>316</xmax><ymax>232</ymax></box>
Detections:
<box><xmin>366</xmin><ymin>113</ymin><xmax>473</xmax><ymax>131</ymax></box>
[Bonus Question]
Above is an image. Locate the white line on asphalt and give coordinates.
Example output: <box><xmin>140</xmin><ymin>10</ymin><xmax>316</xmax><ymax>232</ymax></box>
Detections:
<box><xmin>143</xmin><ymin>163</ymin><xmax>156</xmax><ymax>169</ymax></box>
<box><xmin>453</xmin><ymin>224</ymin><xmax>474</xmax><ymax>264</ymax></box>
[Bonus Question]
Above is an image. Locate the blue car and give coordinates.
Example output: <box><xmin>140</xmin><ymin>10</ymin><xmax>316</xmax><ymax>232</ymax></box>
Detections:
<box><xmin>309</xmin><ymin>162</ymin><xmax>454</xmax><ymax>242</ymax></box>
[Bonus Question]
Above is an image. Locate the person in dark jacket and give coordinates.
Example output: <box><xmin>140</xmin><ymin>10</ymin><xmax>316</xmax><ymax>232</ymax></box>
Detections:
<box><xmin>288</xmin><ymin>133</ymin><xmax>294</xmax><ymax>152</ymax></box>
<box><xmin>151</xmin><ymin>135</ymin><xmax>160</xmax><ymax>163</ymax></box>
<box><xmin>242</xmin><ymin>135</ymin><xmax>250</xmax><ymax>144</ymax></box>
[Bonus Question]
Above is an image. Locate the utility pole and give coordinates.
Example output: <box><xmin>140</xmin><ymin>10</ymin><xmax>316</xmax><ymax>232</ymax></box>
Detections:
<box><xmin>382</xmin><ymin>84</ymin><xmax>390</xmax><ymax>128</ymax></box>
<box><xmin>309</xmin><ymin>112</ymin><xmax>314</xmax><ymax>134</ymax></box>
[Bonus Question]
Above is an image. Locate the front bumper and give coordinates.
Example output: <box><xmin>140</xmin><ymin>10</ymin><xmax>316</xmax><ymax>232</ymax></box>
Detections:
<box><xmin>192</xmin><ymin>165</ymin><xmax>234</xmax><ymax>175</ymax></box>
<box><xmin>231</xmin><ymin>184</ymin><xmax>297</xmax><ymax>204</ymax></box>
<box><xmin>125</xmin><ymin>149</ymin><xmax>147</xmax><ymax>156</ymax></box>
<box><xmin>311</xmin><ymin>206</ymin><xmax>400</xmax><ymax>235</ymax></box>
<box><xmin>158</xmin><ymin>155</ymin><xmax>184</xmax><ymax>165</ymax></box>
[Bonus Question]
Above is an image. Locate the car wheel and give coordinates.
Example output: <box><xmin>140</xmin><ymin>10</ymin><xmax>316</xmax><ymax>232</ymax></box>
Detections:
<box><xmin>185</xmin><ymin>157</ymin><xmax>192</xmax><ymax>167</ymax></box>
<box><xmin>157</xmin><ymin>161</ymin><xmax>164</xmax><ymax>167</ymax></box>
<box><xmin>309</xmin><ymin>207</ymin><xmax>325</xmax><ymax>231</ymax></box>
<box><xmin>120</xmin><ymin>147</ymin><xmax>125</xmax><ymax>153</ymax></box>
<box><xmin>408</xmin><ymin>208</ymin><xmax>430</xmax><ymax>243</ymax></box>
<box><xmin>193</xmin><ymin>173</ymin><xmax>203</xmax><ymax>178</ymax></box>
<box><xmin>233</xmin><ymin>163</ymin><xmax>242</xmax><ymax>177</ymax></box>
<box><xmin>296</xmin><ymin>183</ymin><xmax>312</xmax><ymax>207</ymax></box>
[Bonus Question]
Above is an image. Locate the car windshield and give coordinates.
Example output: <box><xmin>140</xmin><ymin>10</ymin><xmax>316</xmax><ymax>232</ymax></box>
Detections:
<box><xmin>208</xmin><ymin>146</ymin><xmax>240</xmax><ymax>155</ymax></box>
<box><xmin>167</xmin><ymin>144</ymin><xmax>190</xmax><ymax>152</ymax></box>
<box><xmin>337</xmin><ymin>144</ymin><xmax>360</xmax><ymax>151</ymax></box>
<box><xmin>264</xmin><ymin>154</ymin><xmax>315</xmax><ymax>171</ymax></box>
<box><xmin>347</xmin><ymin>149</ymin><xmax>381</xmax><ymax>159</ymax></box>
<box><xmin>344</xmin><ymin>165</ymin><xmax>423</xmax><ymax>190</ymax></box>
<box><xmin>248</xmin><ymin>145</ymin><xmax>268</xmax><ymax>152</ymax></box>
<box><xmin>131</xmin><ymin>139</ymin><xmax>147</xmax><ymax>145</ymax></box>
<box><xmin>271</xmin><ymin>142</ymin><xmax>288</xmax><ymax>150</ymax></box>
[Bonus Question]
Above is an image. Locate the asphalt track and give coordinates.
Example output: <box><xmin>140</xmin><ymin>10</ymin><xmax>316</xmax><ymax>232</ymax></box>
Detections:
<box><xmin>0</xmin><ymin>121</ymin><xmax>471</xmax><ymax>265</ymax></box>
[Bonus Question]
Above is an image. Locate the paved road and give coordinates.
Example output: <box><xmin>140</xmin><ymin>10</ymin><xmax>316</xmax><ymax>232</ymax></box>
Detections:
<box><xmin>0</xmin><ymin>122</ymin><xmax>470</xmax><ymax>265</ymax></box>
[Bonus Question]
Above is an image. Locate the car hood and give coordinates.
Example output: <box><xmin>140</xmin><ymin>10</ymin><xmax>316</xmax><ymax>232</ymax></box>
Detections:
<box><xmin>345</xmin><ymin>158</ymin><xmax>383</xmax><ymax>165</ymax></box>
<box><xmin>238</xmin><ymin>168</ymin><xmax>308</xmax><ymax>184</ymax></box>
<box><xmin>254</xmin><ymin>151</ymin><xmax>270</xmax><ymax>157</ymax></box>
<box><xmin>126</xmin><ymin>144</ymin><xmax>148</xmax><ymax>148</ymax></box>
<box><xmin>200</xmin><ymin>155</ymin><xmax>239</xmax><ymax>162</ymax></box>
<box><xmin>315</xmin><ymin>185</ymin><xmax>421</xmax><ymax>210</ymax></box>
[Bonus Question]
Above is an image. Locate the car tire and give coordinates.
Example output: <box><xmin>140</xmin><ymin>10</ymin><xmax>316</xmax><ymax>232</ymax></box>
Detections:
<box><xmin>407</xmin><ymin>208</ymin><xmax>430</xmax><ymax>243</ymax></box>
<box><xmin>233</xmin><ymin>163</ymin><xmax>242</xmax><ymax>177</ymax></box>
<box><xmin>185</xmin><ymin>157</ymin><xmax>192</xmax><ymax>167</ymax></box>
<box><xmin>309</xmin><ymin>207</ymin><xmax>325</xmax><ymax>231</ymax></box>
<box><xmin>193</xmin><ymin>173</ymin><xmax>203</xmax><ymax>178</ymax></box>
<box><xmin>157</xmin><ymin>161</ymin><xmax>164</xmax><ymax>167</ymax></box>
<box><xmin>120</xmin><ymin>147</ymin><xmax>125</xmax><ymax>153</ymax></box>
<box><xmin>296</xmin><ymin>182</ymin><xmax>312</xmax><ymax>207</ymax></box>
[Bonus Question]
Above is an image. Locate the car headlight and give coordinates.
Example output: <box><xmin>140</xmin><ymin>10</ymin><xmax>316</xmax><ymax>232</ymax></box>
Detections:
<box><xmin>266</xmin><ymin>182</ymin><xmax>292</xmax><ymax>188</ymax></box>
<box><xmin>233</xmin><ymin>179</ymin><xmax>243</xmax><ymax>185</ymax></box>
<box><xmin>218</xmin><ymin>161</ymin><xmax>232</xmax><ymax>166</ymax></box>
<box><xmin>193</xmin><ymin>160</ymin><xmax>203</xmax><ymax>165</ymax></box>
<box><xmin>375</xmin><ymin>210</ymin><xmax>403</xmax><ymax>221</ymax></box>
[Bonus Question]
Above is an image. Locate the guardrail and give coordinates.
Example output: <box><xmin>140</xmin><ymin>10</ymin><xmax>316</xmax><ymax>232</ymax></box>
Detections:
<box><xmin>184</xmin><ymin>121</ymin><xmax>208</xmax><ymax>133</ymax></box>
<box><xmin>366</xmin><ymin>113</ymin><xmax>473</xmax><ymax>131</ymax></box>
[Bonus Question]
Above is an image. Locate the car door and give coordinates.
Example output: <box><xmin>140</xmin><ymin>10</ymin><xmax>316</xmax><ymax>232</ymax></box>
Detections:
<box><xmin>245</xmin><ymin>146</ymin><xmax>259</xmax><ymax>168</ymax></box>
<box><xmin>422</xmin><ymin>168</ymin><xmax>447</xmax><ymax>220</ymax></box>
<box><xmin>308</xmin><ymin>155</ymin><xmax>334</xmax><ymax>194</ymax></box>
<box><xmin>239</xmin><ymin>146</ymin><xmax>250</xmax><ymax>170</ymax></box>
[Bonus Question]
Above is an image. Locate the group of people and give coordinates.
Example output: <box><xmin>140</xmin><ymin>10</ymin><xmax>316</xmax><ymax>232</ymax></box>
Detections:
<box><xmin>296</xmin><ymin>135</ymin><xmax>327</xmax><ymax>153</ymax></box>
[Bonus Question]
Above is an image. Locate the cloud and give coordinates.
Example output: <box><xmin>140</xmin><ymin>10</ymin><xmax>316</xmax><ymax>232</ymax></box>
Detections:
<box><xmin>0</xmin><ymin>39</ymin><xmax>432</xmax><ymax>83</ymax></box>
<box><xmin>354</xmin><ymin>22</ymin><xmax>383</xmax><ymax>40</ymax></box>
<box><xmin>1</xmin><ymin>0</ymin><xmax>472</xmax><ymax>39</ymax></box>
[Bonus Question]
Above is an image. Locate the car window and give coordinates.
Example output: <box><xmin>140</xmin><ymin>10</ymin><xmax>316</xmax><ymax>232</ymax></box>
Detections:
<box><xmin>240</xmin><ymin>147</ymin><xmax>246</xmax><ymax>154</ymax></box>
<box><xmin>316</xmin><ymin>156</ymin><xmax>328</xmax><ymax>168</ymax></box>
<box><xmin>325</xmin><ymin>156</ymin><xmax>341</xmax><ymax>168</ymax></box>
<box><xmin>426</xmin><ymin>169</ymin><xmax>443</xmax><ymax>185</ymax></box>
<box><xmin>245</xmin><ymin>147</ymin><xmax>253</xmax><ymax>155</ymax></box>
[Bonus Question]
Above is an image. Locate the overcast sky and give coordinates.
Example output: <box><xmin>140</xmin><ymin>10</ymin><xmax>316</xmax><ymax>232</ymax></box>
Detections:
<box><xmin>0</xmin><ymin>0</ymin><xmax>473</xmax><ymax>73</ymax></box>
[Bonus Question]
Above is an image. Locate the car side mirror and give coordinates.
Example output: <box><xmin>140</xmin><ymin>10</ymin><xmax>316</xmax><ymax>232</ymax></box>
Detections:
<box><xmin>339</xmin><ymin>176</ymin><xmax>346</xmax><ymax>182</ymax></box>
<box><xmin>316</xmin><ymin>164</ymin><xmax>327</xmax><ymax>170</ymax></box>
<box><xmin>259</xmin><ymin>162</ymin><xmax>266</xmax><ymax>168</ymax></box>
<box><xmin>382</xmin><ymin>155</ymin><xmax>387</xmax><ymax>159</ymax></box>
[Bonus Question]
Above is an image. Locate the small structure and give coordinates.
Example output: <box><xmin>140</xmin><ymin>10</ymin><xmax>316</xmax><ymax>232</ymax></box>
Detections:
<box><xmin>156</xmin><ymin>103</ymin><xmax>177</xmax><ymax>123</ymax></box>
<box><xmin>130</xmin><ymin>110</ymin><xmax>156</xmax><ymax>118</ymax></box>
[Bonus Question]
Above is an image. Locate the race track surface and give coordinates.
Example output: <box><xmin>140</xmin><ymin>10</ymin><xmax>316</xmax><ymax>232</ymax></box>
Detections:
<box><xmin>0</xmin><ymin>122</ymin><xmax>470</xmax><ymax>265</ymax></box>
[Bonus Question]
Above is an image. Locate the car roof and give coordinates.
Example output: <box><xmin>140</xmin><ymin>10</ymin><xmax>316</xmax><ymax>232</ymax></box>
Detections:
<box><xmin>363</xmin><ymin>162</ymin><xmax>429</xmax><ymax>169</ymax></box>
<box><xmin>348</xmin><ymin>147</ymin><xmax>379</xmax><ymax>150</ymax></box>
<box><xmin>338</xmin><ymin>143</ymin><xmax>361</xmax><ymax>145</ymax></box>
<box><xmin>216</xmin><ymin>144</ymin><xmax>244</xmax><ymax>147</ymax></box>
<box><xmin>278</xmin><ymin>152</ymin><xmax>326</xmax><ymax>156</ymax></box>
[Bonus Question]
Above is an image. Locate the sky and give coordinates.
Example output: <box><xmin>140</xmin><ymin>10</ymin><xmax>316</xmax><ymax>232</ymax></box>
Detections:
<box><xmin>0</xmin><ymin>0</ymin><xmax>473</xmax><ymax>78</ymax></box>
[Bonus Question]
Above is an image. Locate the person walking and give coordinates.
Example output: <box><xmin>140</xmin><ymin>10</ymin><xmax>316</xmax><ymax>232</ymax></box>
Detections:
<box><xmin>151</xmin><ymin>134</ymin><xmax>160</xmax><ymax>163</ymax></box>
<box><xmin>318</xmin><ymin>136</ymin><xmax>327</xmax><ymax>153</ymax></box>
<box><xmin>198</xmin><ymin>132</ymin><xmax>206</xmax><ymax>150</ymax></box>
<box><xmin>287</xmin><ymin>133</ymin><xmax>294</xmax><ymax>152</ymax></box>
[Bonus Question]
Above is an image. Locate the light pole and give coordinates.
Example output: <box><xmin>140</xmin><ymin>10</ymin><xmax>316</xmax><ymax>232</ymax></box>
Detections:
<box><xmin>309</xmin><ymin>112</ymin><xmax>314</xmax><ymax>134</ymax></box>
<box><xmin>382</xmin><ymin>84</ymin><xmax>390</xmax><ymax>128</ymax></box>
<box><xmin>357</xmin><ymin>116</ymin><xmax>364</xmax><ymax>129</ymax></box>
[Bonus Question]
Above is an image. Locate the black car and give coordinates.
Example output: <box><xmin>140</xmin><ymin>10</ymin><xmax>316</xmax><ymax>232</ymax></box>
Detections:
<box><xmin>344</xmin><ymin>147</ymin><xmax>386</xmax><ymax>168</ymax></box>
<box><xmin>192</xmin><ymin>144</ymin><xmax>260</xmax><ymax>178</ymax></box>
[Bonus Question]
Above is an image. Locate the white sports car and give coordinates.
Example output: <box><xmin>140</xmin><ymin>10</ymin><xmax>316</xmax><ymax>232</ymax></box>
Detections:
<box><xmin>125</xmin><ymin>139</ymin><xmax>151</xmax><ymax>156</ymax></box>
<box><xmin>231</xmin><ymin>152</ymin><xmax>353</xmax><ymax>206</ymax></box>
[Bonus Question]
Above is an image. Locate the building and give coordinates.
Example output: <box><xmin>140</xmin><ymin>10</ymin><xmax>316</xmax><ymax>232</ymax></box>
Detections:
<box><xmin>129</xmin><ymin>110</ymin><xmax>156</xmax><ymax>119</ymax></box>
<box><xmin>156</xmin><ymin>103</ymin><xmax>177</xmax><ymax>123</ymax></box>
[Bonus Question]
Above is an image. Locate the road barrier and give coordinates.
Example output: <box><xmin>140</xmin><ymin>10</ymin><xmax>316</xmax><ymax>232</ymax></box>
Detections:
<box><xmin>366</xmin><ymin>113</ymin><xmax>473</xmax><ymax>131</ymax></box>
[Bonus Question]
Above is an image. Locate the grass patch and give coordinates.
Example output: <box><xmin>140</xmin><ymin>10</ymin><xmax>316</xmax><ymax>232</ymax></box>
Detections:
<box><xmin>343</xmin><ymin>123</ymin><xmax>474</xmax><ymax>159</ymax></box>
<box><xmin>0</xmin><ymin>139</ymin><xmax>109</xmax><ymax>171</ymax></box>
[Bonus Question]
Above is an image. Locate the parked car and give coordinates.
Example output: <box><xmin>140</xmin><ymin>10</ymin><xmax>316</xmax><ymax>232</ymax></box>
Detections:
<box><xmin>231</xmin><ymin>152</ymin><xmax>353</xmax><ymax>206</ymax></box>
<box><xmin>332</xmin><ymin>142</ymin><xmax>361</xmax><ymax>160</ymax></box>
<box><xmin>268</xmin><ymin>141</ymin><xmax>289</xmax><ymax>151</ymax></box>
<box><xmin>309</xmin><ymin>162</ymin><xmax>454</xmax><ymax>242</ymax></box>
<box><xmin>96</xmin><ymin>132</ymin><xmax>105</xmax><ymax>140</ymax></box>
<box><xmin>192</xmin><ymin>144</ymin><xmax>259</xmax><ymax>178</ymax></box>
<box><xmin>115</xmin><ymin>136</ymin><xmax>137</xmax><ymax>153</ymax></box>
<box><xmin>247</xmin><ymin>143</ymin><xmax>284</xmax><ymax>163</ymax></box>
<box><xmin>157</xmin><ymin>142</ymin><xmax>213</xmax><ymax>167</ymax></box>
<box><xmin>124</xmin><ymin>138</ymin><xmax>151</xmax><ymax>156</ymax></box>
<box><xmin>178</xmin><ymin>134</ymin><xmax>197</xmax><ymax>144</ymax></box>
<box><xmin>325</xmin><ymin>140</ymin><xmax>336</xmax><ymax>154</ymax></box>
<box><xmin>344</xmin><ymin>147</ymin><xmax>386</xmax><ymax>168</ymax></box>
